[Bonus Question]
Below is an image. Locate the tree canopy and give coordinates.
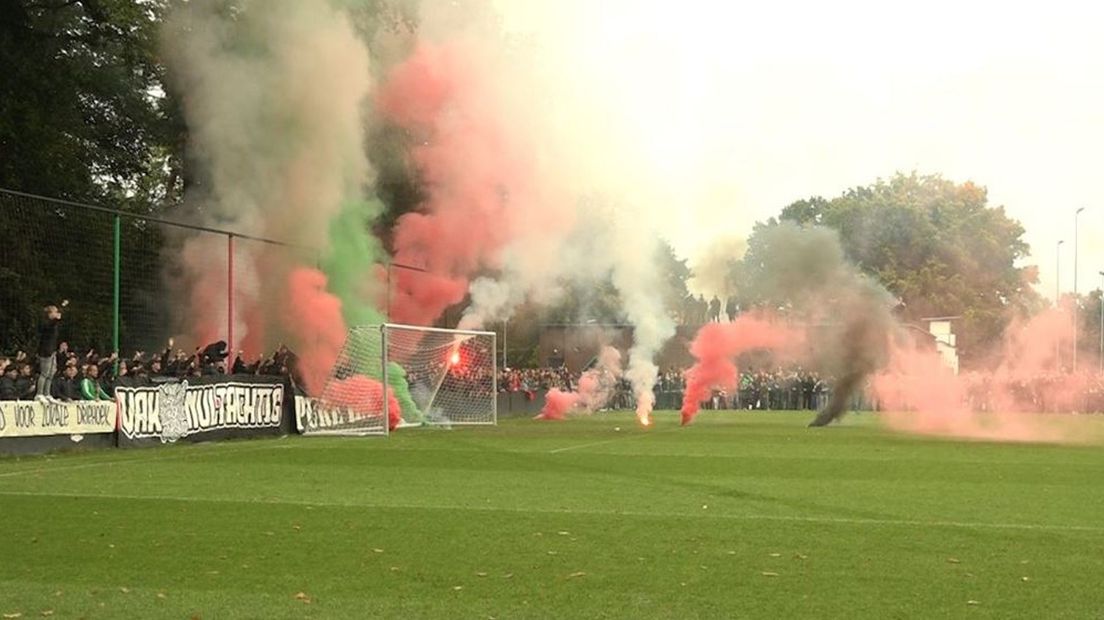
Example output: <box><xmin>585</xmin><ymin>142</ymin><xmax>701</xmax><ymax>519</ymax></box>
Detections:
<box><xmin>737</xmin><ymin>173</ymin><xmax>1043</xmax><ymax>365</ymax></box>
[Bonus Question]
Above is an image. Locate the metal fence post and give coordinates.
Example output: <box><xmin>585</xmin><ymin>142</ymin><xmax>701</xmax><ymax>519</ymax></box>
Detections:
<box><xmin>112</xmin><ymin>214</ymin><xmax>121</xmax><ymax>360</ymax></box>
<box><xmin>227</xmin><ymin>233</ymin><xmax>234</xmax><ymax>349</ymax></box>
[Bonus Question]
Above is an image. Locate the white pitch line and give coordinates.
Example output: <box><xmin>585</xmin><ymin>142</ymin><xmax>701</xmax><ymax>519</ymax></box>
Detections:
<box><xmin>0</xmin><ymin>439</ymin><xmax>287</xmax><ymax>479</ymax></box>
<box><xmin>548</xmin><ymin>426</ymin><xmax>677</xmax><ymax>454</ymax></box>
<box><xmin>0</xmin><ymin>489</ymin><xmax>1098</xmax><ymax>533</ymax></box>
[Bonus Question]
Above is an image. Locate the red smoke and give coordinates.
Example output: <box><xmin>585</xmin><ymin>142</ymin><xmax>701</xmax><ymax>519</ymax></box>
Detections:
<box><xmin>183</xmin><ymin>235</ymin><xmax>227</xmax><ymax>348</ymax></box>
<box><xmin>874</xmin><ymin>308</ymin><xmax>1094</xmax><ymax>443</ymax></box>
<box><xmin>537</xmin><ymin>388</ymin><xmax>577</xmax><ymax>421</ymax></box>
<box><xmin>322</xmin><ymin>375</ymin><xmax>402</xmax><ymax>432</ymax></box>
<box><xmin>536</xmin><ymin>347</ymin><xmax>622</xmax><ymax>421</ymax></box>
<box><xmin>282</xmin><ymin>268</ymin><xmax>346</xmax><ymax>395</ymax></box>
<box><xmin>680</xmin><ymin>315</ymin><xmax>799</xmax><ymax>425</ymax></box>
<box><xmin>377</xmin><ymin>41</ymin><xmax>570</xmax><ymax>327</ymax></box>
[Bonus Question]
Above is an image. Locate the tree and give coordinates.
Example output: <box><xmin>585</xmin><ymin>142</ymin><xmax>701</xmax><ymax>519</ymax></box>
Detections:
<box><xmin>748</xmin><ymin>172</ymin><xmax>1042</xmax><ymax>366</ymax></box>
<box><xmin>0</xmin><ymin>0</ymin><xmax>176</xmax><ymax>203</ymax></box>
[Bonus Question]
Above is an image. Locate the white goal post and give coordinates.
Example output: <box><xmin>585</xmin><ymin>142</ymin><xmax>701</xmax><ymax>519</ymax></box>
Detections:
<box><xmin>295</xmin><ymin>323</ymin><xmax>497</xmax><ymax>437</ymax></box>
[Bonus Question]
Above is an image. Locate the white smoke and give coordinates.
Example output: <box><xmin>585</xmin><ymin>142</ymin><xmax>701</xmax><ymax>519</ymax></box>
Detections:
<box><xmin>163</xmin><ymin>0</ymin><xmax>373</xmax><ymax>350</ymax></box>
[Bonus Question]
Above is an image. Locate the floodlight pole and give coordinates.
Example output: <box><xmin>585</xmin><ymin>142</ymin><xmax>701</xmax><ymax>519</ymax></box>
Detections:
<box><xmin>1057</xmin><ymin>239</ymin><xmax>1065</xmax><ymax>369</ymax></box>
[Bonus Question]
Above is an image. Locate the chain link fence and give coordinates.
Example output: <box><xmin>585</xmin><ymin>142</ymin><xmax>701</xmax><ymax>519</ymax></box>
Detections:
<box><xmin>0</xmin><ymin>189</ymin><xmax>303</xmax><ymax>359</ymax></box>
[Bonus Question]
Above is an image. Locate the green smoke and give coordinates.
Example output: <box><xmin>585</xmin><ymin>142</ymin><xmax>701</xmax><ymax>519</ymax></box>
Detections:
<box><xmin>323</xmin><ymin>198</ymin><xmax>423</xmax><ymax>423</ymax></box>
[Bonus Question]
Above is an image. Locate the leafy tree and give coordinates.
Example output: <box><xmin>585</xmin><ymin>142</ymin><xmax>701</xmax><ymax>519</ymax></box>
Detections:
<box><xmin>740</xmin><ymin>173</ymin><xmax>1042</xmax><ymax>366</ymax></box>
<box><xmin>0</xmin><ymin>0</ymin><xmax>175</xmax><ymax>203</ymax></box>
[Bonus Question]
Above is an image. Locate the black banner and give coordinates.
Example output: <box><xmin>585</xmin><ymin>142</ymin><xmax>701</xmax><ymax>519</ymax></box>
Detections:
<box><xmin>116</xmin><ymin>375</ymin><xmax>288</xmax><ymax>446</ymax></box>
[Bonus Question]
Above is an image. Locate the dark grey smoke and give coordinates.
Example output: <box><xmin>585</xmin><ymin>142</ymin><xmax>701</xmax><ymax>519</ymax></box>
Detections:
<box><xmin>736</xmin><ymin>221</ymin><xmax>896</xmax><ymax>425</ymax></box>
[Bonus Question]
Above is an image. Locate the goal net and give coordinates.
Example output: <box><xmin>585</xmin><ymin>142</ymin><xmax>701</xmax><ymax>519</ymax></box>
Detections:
<box><xmin>297</xmin><ymin>324</ymin><xmax>497</xmax><ymax>436</ymax></box>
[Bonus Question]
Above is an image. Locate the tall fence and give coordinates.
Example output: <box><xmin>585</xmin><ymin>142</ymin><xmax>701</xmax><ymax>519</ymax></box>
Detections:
<box><xmin>0</xmin><ymin>189</ymin><xmax>305</xmax><ymax>357</ymax></box>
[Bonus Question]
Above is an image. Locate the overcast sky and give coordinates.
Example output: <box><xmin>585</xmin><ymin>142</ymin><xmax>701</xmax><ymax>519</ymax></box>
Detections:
<box><xmin>495</xmin><ymin>0</ymin><xmax>1104</xmax><ymax>302</ymax></box>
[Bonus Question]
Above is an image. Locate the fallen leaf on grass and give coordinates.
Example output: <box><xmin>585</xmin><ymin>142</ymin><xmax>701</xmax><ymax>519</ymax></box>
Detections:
<box><xmin>566</xmin><ymin>572</ymin><xmax>587</xmax><ymax>579</ymax></box>
<box><xmin>293</xmin><ymin>592</ymin><xmax>311</xmax><ymax>604</ymax></box>
<box><xmin>546</xmin><ymin>551</ymin><xmax>558</xmax><ymax>556</ymax></box>
<box><xmin>967</xmin><ymin>600</ymin><xmax>980</xmax><ymax>606</ymax></box>
<box><xmin>118</xmin><ymin>588</ymin><xmax>130</xmax><ymax>594</ymax></box>
<box><xmin>761</xmin><ymin>572</ymin><xmax>779</xmax><ymax>577</ymax></box>
<box><xmin>3</xmin><ymin>613</ymin><xmax>22</xmax><ymax>619</ymax></box>
<box><xmin>947</xmin><ymin>558</ymin><xmax>961</xmax><ymax>564</ymax></box>
<box><xmin>372</xmin><ymin>548</ymin><xmax>384</xmax><ymax>554</ymax></box>
<box><xmin>476</xmin><ymin>572</ymin><xmax>488</xmax><ymax>577</ymax></box>
<box><xmin>727</xmin><ymin>551</ymin><xmax>736</xmax><ymax>556</ymax></box>
<box><xmin>793</xmin><ymin>554</ymin><xmax>808</xmax><ymax>560</ymax></box>
<box><xmin>1021</xmin><ymin>577</ymin><xmax>1030</xmax><ymax>582</ymax></box>
<box><xmin>502</xmin><ymin>573</ymin><xmax>514</xmax><ymax>579</ymax></box>
<box><xmin>156</xmin><ymin>593</ymin><xmax>167</xmax><ymax>600</ymax></box>
<box><xmin>390</xmin><ymin>567</ymin><xmax>400</xmax><ymax>572</ymax></box>
<box><xmin>452</xmin><ymin>586</ymin><xmax>463</xmax><ymax>591</ymax></box>
<box><xmin>264</xmin><ymin>531</ymin><xmax>275</xmax><ymax>537</ymax></box>
<box><xmin>51</xmin><ymin>593</ymin><xmax>61</xmax><ymax>599</ymax></box>
<box><xmin>768</xmin><ymin>553</ymin><xmax>781</xmax><ymax>558</ymax></box>
<box><xmin>292</xmin><ymin>525</ymin><xmax>301</xmax><ymax>532</ymax></box>
<box><xmin>40</xmin><ymin>612</ymin><xmax>54</xmax><ymax>617</ymax></box>
<box><xmin>557</xmin><ymin>531</ymin><xmax>570</xmax><ymax>536</ymax></box>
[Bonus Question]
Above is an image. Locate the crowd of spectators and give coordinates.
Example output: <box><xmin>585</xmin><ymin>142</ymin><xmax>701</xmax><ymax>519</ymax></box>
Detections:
<box><xmin>0</xmin><ymin>303</ymin><xmax>299</xmax><ymax>403</ymax></box>
<box><xmin>497</xmin><ymin>364</ymin><xmax>863</xmax><ymax>412</ymax></box>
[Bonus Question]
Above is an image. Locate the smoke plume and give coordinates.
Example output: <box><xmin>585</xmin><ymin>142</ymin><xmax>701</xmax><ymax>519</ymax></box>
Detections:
<box><xmin>680</xmin><ymin>315</ymin><xmax>800</xmax><ymax>425</ymax></box>
<box><xmin>731</xmin><ymin>222</ymin><xmax>896</xmax><ymax>426</ymax></box>
<box><xmin>538</xmin><ymin>346</ymin><xmax>623</xmax><ymax>420</ymax></box>
<box><xmin>164</xmin><ymin>0</ymin><xmax>375</xmax><ymax>358</ymax></box>
<box><xmin>874</xmin><ymin>308</ymin><xmax>1099</xmax><ymax>443</ymax></box>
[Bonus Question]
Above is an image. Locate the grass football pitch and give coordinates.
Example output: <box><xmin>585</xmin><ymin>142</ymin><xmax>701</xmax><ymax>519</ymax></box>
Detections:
<box><xmin>2</xmin><ymin>411</ymin><xmax>1103</xmax><ymax>619</ymax></box>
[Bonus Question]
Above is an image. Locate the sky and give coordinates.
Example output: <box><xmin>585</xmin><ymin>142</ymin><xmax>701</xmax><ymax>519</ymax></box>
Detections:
<box><xmin>490</xmin><ymin>0</ymin><xmax>1104</xmax><ymax>303</ymax></box>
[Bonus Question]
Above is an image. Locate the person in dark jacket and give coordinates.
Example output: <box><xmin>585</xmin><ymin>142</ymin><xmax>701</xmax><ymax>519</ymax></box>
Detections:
<box><xmin>36</xmin><ymin>301</ymin><xmax>66</xmax><ymax>397</ymax></box>
<box><xmin>16</xmin><ymin>363</ymin><xmax>35</xmax><ymax>400</ymax></box>
<box><xmin>51</xmin><ymin>362</ymin><xmax>81</xmax><ymax>401</ymax></box>
<box><xmin>0</xmin><ymin>364</ymin><xmax>19</xmax><ymax>400</ymax></box>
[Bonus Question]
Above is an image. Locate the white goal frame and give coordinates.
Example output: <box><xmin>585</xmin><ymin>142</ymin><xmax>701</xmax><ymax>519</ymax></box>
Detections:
<box><xmin>298</xmin><ymin>323</ymin><xmax>497</xmax><ymax>437</ymax></box>
<box><xmin>382</xmin><ymin>323</ymin><xmax>498</xmax><ymax>428</ymax></box>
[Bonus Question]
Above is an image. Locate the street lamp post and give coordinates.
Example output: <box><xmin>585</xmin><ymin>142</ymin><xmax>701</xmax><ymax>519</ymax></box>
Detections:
<box><xmin>1099</xmin><ymin>271</ymin><xmax>1104</xmax><ymax>374</ymax></box>
<box><xmin>1057</xmin><ymin>239</ymin><xmax>1065</xmax><ymax>304</ymax></box>
<box><xmin>1074</xmin><ymin>208</ymin><xmax>1086</xmax><ymax>371</ymax></box>
<box><xmin>1057</xmin><ymin>240</ymin><xmax>1065</xmax><ymax>369</ymax></box>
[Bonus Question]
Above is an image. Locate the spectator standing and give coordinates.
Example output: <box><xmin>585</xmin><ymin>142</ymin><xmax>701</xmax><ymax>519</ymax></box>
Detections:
<box><xmin>709</xmin><ymin>296</ymin><xmax>722</xmax><ymax>322</ymax></box>
<box><xmin>725</xmin><ymin>297</ymin><xmax>738</xmax><ymax>322</ymax></box>
<box><xmin>36</xmin><ymin>301</ymin><xmax>66</xmax><ymax>398</ymax></box>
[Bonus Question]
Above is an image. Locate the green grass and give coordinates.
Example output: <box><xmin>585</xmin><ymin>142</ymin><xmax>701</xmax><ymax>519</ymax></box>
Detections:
<box><xmin>2</xmin><ymin>411</ymin><xmax>1104</xmax><ymax>619</ymax></box>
